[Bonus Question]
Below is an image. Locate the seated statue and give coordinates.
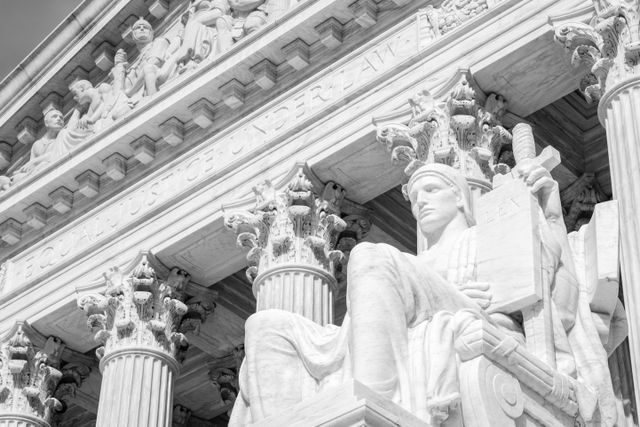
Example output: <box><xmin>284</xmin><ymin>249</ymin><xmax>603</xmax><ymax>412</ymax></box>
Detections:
<box><xmin>177</xmin><ymin>0</ymin><xmax>268</xmax><ymax>68</ymax></box>
<box><xmin>112</xmin><ymin>18</ymin><xmax>180</xmax><ymax>98</ymax></box>
<box><xmin>176</xmin><ymin>0</ymin><xmax>232</xmax><ymax>66</ymax></box>
<box><xmin>230</xmin><ymin>162</ymin><xmax>618</xmax><ymax>426</ymax></box>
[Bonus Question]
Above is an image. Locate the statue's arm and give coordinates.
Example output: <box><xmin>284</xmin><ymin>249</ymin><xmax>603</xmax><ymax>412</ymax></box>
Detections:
<box><xmin>111</xmin><ymin>49</ymin><xmax>128</xmax><ymax>93</ymax></box>
<box><xmin>517</xmin><ymin>161</ymin><xmax>579</xmax><ymax>329</ymax></box>
<box><xmin>30</xmin><ymin>140</ymin><xmax>46</xmax><ymax>160</ymax></box>
<box><xmin>197</xmin><ymin>8</ymin><xmax>227</xmax><ymax>26</ymax></box>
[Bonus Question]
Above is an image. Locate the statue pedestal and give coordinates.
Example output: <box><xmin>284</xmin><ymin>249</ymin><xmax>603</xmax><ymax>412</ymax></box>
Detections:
<box><xmin>251</xmin><ymin>380</ymin><xmax>429</xmax><ymax>427</ymax></box>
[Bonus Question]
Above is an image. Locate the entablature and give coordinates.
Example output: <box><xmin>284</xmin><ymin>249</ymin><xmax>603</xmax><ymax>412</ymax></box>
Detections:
<box><xmin>0</xmin><ymin>0</ymin><xmax>444</xmax><ymax>254</ymax></box>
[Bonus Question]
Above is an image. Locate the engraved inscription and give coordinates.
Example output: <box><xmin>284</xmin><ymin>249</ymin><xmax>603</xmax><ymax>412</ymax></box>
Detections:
<box><xmin>9</xmin><ymin>20</ymin><xmax>423</xmax><ymax>289</ymax></box>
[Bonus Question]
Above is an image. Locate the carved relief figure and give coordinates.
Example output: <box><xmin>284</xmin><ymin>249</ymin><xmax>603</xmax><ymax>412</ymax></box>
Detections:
<box><xmin>227</xmin><ymin>0</ymin><xmax>268</xmax><ymax>40</ymax></box>
<box><xmin>230</xmin><ymin>160</ymin><xmax>619</xmax><ymax>426</ymax></box>
<box><xmin>112</xmin><ymin>18</ymin><xmax>178</xmax><ymax>98</ymax></box>
<box><xmin>12</xmin><ymin>108</ymin><xmax>65</xmax><ymax>181</ymax></box>
<box><xmin>68</xmin><ymin>79</ymin><xmax>132</xmax><ymax>134</ymax></box>
<box><xmin>177</xmin><ymin>0</ymin><xmax>232</xmax><ymax>66</ymax></box>
<box><xmin>177</xmin><ymin>0</ymin><xmax>269</xmax><ymax>69</ymax></box>
<box><xmin>9</xmin><ymin>107</ymin><xmax>92</xmax><ymax>185</ymax></box>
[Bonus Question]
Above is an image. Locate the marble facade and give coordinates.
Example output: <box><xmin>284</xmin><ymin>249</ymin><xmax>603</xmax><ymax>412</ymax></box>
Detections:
<box><xmin>0</xmin><ymin>0</ymin><xmax>637</xmax><ymax>426</ymax></box>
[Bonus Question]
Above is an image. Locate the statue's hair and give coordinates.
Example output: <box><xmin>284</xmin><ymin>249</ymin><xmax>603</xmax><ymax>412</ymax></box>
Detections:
<box><xmin>68</xmin><ymin>79</ymin><xmax>93</xmax><ymax>91</ymax></box>
<box><xmin>42</xmin><ymin>104</ymin><xmax>62</xmax><ymax>118</ymax></box>
<box><xmin>132</xmin><ymin>17</ymin><xmax>154</xmax><ymax>36</ymax></box>
<box><xmin>406</xmin><ymin>163</ymin><xmax>475</xmax><ymax>226</ymax></box>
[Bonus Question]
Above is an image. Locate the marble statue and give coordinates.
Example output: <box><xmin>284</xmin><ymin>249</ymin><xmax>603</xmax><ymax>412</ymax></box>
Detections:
<box><xmin>176</xmin><ymin>0</ymin><xmax>232</xmax><ymax>66</ymax></box>
<box><xmin>7</xmin><ymin>106</ymin><xmax>94</xmax><ymax>186</ymax></box>
<box><xmin>68</xmin><ymin>79</ymin><xmax>133</xmax><ymax>134</ymax></box>
<box><xmin>12</xmin><ymin>108</ymin><xmax>66</xmax><ymax>181</ymax></box>
<box><xmin>227</xmin><ymin>0</ymin><xmax>269</xmax><ymax>40</ymax></box>
<box><xmin>177</xmin><ymin>0</ymin><xmax>269</xmax><ymax>68</ymax></box>
<box><xmin>229</xmin><ymin>160</ymin><xmax>619</xmax><ymax>426</ymax></box>
<box><xmin>0</xmin><ymin>78</ymin><xmax>135</xmax><ymax>190</ymax></box>
<box><xmin>112</xmin><ymin>17</ymin><xmax>179</xmax><ymax>98</ymax></box>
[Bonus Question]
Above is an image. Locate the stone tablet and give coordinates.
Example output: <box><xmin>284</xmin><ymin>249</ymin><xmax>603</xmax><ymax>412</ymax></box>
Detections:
<box><xmin>475</xmin><ymin>177</ymin><xmax>542</xmax><ymax>314</ymax></box>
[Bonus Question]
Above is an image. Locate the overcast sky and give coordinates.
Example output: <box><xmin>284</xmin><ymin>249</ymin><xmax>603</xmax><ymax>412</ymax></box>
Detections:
<box><xmin>0</xmin><ymin>0</ymin><xmax>83</xmax><ymax>81</ymax></box>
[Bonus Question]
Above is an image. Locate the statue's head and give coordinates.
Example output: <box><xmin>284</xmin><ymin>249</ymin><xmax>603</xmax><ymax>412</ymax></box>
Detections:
<box><xmin>131</xmin><ymin>17</ymin><xmax>154</xmax><ymax>43</ymax></box>
<box><xmin>406</xmin><ymin>163</ymin><xmax>474</xmax><ymax>237</ymax></box>
<box><xmin>43</xmin><ymin>108</ymin><xmax>64</xmax><ymax>131</ymax></box>
<box><xmin>68</xmin><ymin>79</ymin><xmax>94</xmax><ymax>105</ymax></box>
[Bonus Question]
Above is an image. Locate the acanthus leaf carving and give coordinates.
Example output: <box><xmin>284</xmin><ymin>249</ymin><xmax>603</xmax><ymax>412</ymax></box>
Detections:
<box><xmin>77</xmin><ymin>254</ymin><xmax>192</xmax><ymax>361</ymax></box>
<box><xmin>555</xmin><ymin>0</ymin><xmax>640</xmax><ymax>102</ymax></box>
<box><xmin>0</xmin><ymin>324</ymin><xmax>65</xmax><ymax>423</ymax></box>
<box><xmin>224</xmin><ymin>168</ymin><xmax>348</xmax><ymax>282</ymax></box>
<box><xmin>376</xmin><ymin>73</ymin><xmax>512</xmax><ymax>185</ymax></box>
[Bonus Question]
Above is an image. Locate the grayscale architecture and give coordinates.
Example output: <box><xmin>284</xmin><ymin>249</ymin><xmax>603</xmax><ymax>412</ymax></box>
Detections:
<box><xmin>0</xmin><ymin>0</ymin><xmax>637</xmax><ymax>426</ymax></box>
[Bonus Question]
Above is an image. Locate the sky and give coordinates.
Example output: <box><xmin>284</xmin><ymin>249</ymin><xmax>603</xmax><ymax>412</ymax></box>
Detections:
<box><xmin>0</xmin><ymin>0</ymin><xmax>83</xmax><ymax>81</ymax></box>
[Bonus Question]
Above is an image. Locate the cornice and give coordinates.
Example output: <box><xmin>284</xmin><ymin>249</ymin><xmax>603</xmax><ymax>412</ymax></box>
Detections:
<box><xmin>0</xmin><ymin>0</ymin><xmax>131</xmax><ymax>125</ymax></box>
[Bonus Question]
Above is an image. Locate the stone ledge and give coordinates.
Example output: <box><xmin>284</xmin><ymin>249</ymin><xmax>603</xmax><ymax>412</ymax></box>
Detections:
<box><xmin>253</xmin><ymin>380</ymin><xmax>428</xmax><ymax>427</ymax></box>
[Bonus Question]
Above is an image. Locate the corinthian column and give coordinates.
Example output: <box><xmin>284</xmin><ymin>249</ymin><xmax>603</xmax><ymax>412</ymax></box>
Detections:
<box><xmin>77</xmin><ymin>254</ymin><xmax>190</xmax><ymax>427</ymax></box>
<box><xmin>225</xmin><ymin>167</ymin><xmax>348</xmax><ymax>325</ymax></box>
<box><xmin>0</xmin><ymin>325</ymin><xmax>64</xmax><ymax>427</ymax></box>
<box><xmin>556</xmin><ymin>1</ymin><xmax>640</xmax><ymax>416</ymax></box>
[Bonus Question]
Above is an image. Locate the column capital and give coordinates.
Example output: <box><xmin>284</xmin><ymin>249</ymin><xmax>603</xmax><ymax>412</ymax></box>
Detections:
<box><xmin>374</xmin><ymin>70</ymin><xmax>512</xmax><ymax>192</ymax></box>
<box><xmin>52</xmin><ymin>362</ymin><xmax>91</xmax><ymax>413</ymax></box>
<box><xmin>172</xmin><ymin>404</ymin><xmax>191</xmax><ymax>427</ymax></box>
<box><xmin>224</xmin><ymin>166</ymin><xmax>347</xmax><ymax>287</ymax></box>
<box><xmin>224</xmin><ymin>165</ymin><xmax>372</xmax><ymax>324</ymax></box>
<box><xmin>77</xmin><ymin>252</ymin><xmax>190</xmax><ymax>365</ymax></box>
<box><xmin>179</xmin><ymin>296</ymin><xmax>216</xmax><ymax>336</ymax></box>
<box><xmin>560</xmin><ymin>172</ymin><xmax>609</xmax><ymax>231</ymax></box>
<box><xmin>554</xmin><ymin>1</ymin><xmax>640</xmax><ymax>118</ymax></box>
<box><xmin>209</xmin><ymin>367</ymin><xmax>239</xmax><ymax>417</ymax></box>
<box><xmin>0</xmin><ymin>323</ymin><xmax>64</xmax><ymax>424</ymax></box>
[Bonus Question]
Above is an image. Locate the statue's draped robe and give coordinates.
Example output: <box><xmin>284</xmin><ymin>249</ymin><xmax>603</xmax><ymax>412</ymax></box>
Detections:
<box><xmin>181</xmin><ymin>0</ymin><xmax>229</xmax><ymax>64</ymax></box>
<box><xmin>231</xmin><ymin>223</ymin><xmax>617</xmax><ymax>426</ymax></box>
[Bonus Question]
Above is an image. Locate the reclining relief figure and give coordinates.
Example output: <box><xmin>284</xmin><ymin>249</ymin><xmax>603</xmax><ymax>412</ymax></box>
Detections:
<box><xmin>227</xmin><ymin>134</ymin><xmax>621</xmax><ymax>424</ymax></box>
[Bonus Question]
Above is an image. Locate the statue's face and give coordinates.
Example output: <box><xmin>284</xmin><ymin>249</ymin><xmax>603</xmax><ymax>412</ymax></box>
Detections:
<box><xmin>44</xmin><ymin>110</ymin><xmax>64</xmax><ymax>131</ymax></box>
<box><xmin>132</xmin><ymin>22</ymin><xmax>153</xmax><ymax>43</ymax></box>
<box><xmin>408</xmin><ymin>175</ymin><xmax>461</xmax><ymax>236</ymax></box>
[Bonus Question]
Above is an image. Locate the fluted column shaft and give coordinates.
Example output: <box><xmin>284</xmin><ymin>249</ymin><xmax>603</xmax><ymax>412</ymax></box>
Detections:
<box><xmin>254</xmin><ymin>265</ymin><xmax>335</xmax><ymax>325</ymax></box>
<box><xmin>96</xmin><ymin>348</ymin><xmax>177</xmax><ymax>427</ymax></box>
<box><xmin>599</xmin><ymin>77</ymin><xmax>640</xmax><ymax>416</ymax></box>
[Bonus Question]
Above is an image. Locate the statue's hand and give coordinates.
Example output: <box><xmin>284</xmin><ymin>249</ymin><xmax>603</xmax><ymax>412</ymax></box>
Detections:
<box><xmin>114</xmin><ymin>49</ymin><xmax>128</xmax><ymax>65</ymax></box>
<box><xmin>515</xmin><ymin>159</ymin><xmax>562</xmax><ymax>222</ymax></box>
<box><xmin>78</xmin><ymin>116</ymin><xmax>95</xmax><ymax>130</ymax></box>
<box><xmin>515</xmin><ymin>159</ymin><xmax>557</xmax><ymax>196</ymax></box>
<box><xmin>459</xmin><ymin>281</ymin><xmax>492</xmax><ymax>309</ymax></box>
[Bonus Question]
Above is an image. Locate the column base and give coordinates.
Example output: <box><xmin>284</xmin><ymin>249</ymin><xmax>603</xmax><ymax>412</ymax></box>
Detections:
<box><xmin>251</xmin><ymin>380</ymin><xmax>428</xmax><ymax>427</ymax></box>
